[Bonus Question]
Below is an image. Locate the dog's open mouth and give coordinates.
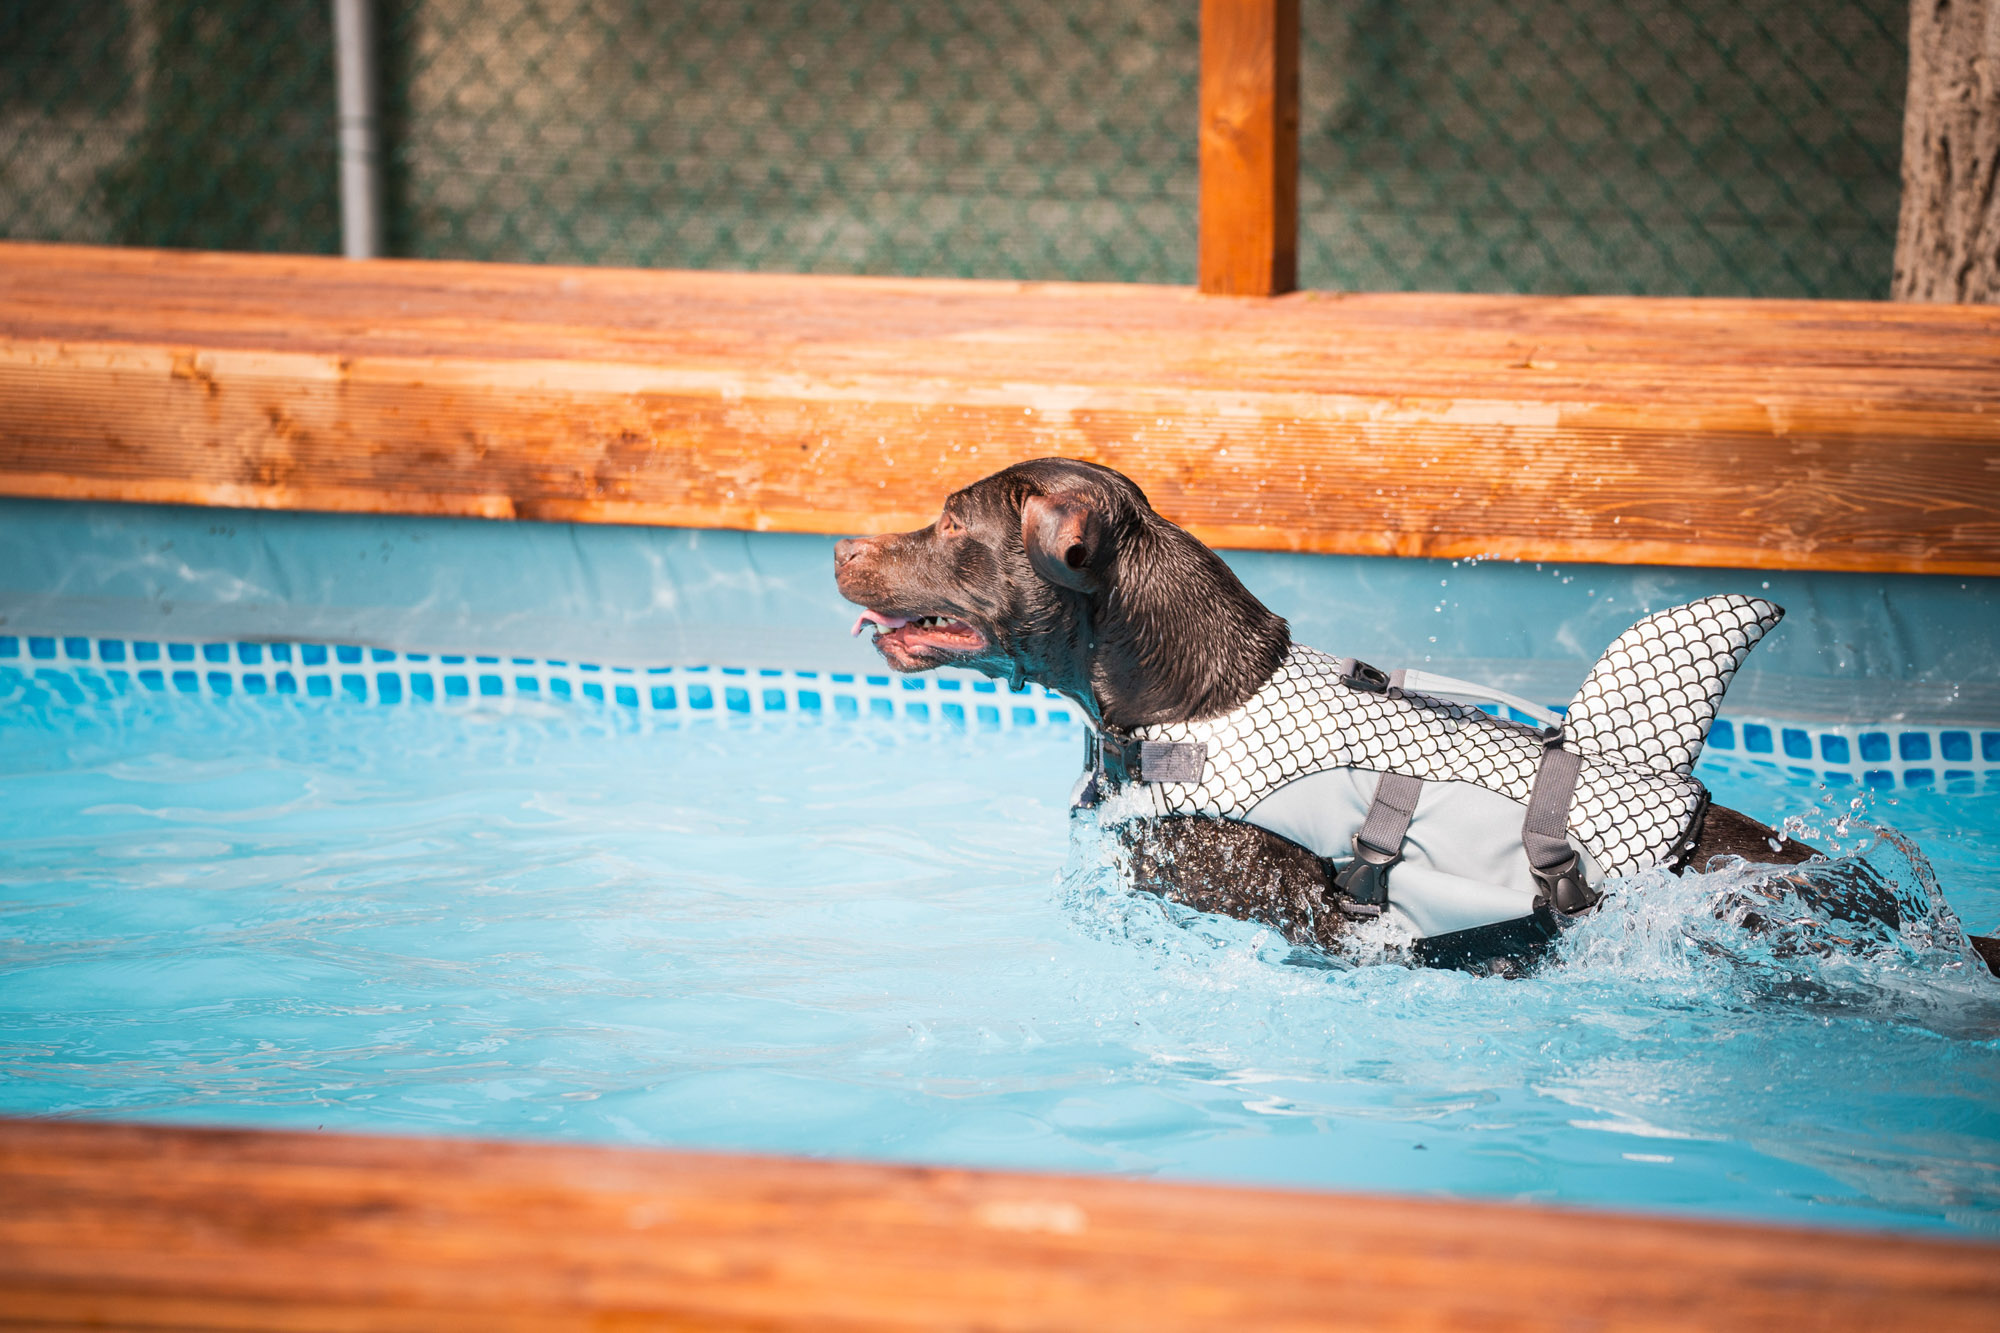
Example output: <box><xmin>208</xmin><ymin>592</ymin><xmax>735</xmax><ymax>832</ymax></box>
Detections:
<box><xmin>850</xmin><ymin>608</ymin><xmax>989</xmax><ymax>663</ymax></box>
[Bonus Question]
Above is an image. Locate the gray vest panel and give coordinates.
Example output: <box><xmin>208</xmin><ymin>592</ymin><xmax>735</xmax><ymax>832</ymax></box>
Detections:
<box><xmin>1245</xmin><ymin>770</ymin><xmax>1606</xmax><ymax>937</ymax></box>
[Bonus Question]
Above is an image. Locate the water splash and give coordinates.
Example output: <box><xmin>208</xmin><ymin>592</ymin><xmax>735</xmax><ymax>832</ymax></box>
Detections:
<box><xmin>1073</xmin><ymin>789</ymin><xmax>1999</xmax><ymax>1027</ymax></box>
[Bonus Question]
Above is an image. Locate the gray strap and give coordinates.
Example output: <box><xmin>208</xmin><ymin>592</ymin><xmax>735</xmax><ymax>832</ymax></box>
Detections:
<box><xmin>1356</xmin><ymin>771</ymin><xmax>1424</xmax><ymax>856</ymax></box>
<box><xmin>1331</xmin><ymin>771</ymin><xmax>1423</xmax><ymax>915</ymax></box>
<box><xmin>1522</xmin><ymin>731</ymin><xmax>1597</xmax><ymax>915</ymax></box>
<box><xmin>1138</xmin><ymin>740</ymin><xmax>1207</xmax><ymax>784</ymax></box>
<box><xmin>1091</xmin><ymin>732</ymin><xmax>1208</xmax><ymax>788</ymax></box>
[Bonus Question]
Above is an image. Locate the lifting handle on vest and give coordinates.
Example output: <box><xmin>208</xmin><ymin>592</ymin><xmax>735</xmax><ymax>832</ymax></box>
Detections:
<box><xmin>1333</xmin><ymin>658</ymin><xmax>1391</xmax><ymax>694</ymax></box>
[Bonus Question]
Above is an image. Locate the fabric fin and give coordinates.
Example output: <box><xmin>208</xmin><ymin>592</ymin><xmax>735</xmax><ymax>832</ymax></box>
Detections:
<box><xmin>1563</xmin><ymin>595</ymin><xmax>1784</xmax><ymax>775</ymax></box>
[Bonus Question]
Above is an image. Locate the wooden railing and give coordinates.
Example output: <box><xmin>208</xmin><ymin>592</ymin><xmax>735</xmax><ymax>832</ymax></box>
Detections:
<box><xmin>2</xmin><ymin>1118</ymin><xmax>1994</xmax><ymax>1331</ymax></box>
<box><xmin>3</xmin><ymin>242</ymin><xmax>1998</xmax><ymax>575</ymax></box>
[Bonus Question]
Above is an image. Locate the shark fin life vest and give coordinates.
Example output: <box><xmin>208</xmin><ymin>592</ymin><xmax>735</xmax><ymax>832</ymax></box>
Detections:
<box><xmin>1082</xmin><ymin>595</ymin><xmax>1784</xmax><ymax>947</ymax></box>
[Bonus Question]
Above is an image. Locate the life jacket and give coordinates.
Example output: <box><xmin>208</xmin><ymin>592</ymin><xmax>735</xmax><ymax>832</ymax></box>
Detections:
<box><xmin>1076</xmin><ymin>595</ymin><xmax>1784</xmax><ymax>958</ymax></box>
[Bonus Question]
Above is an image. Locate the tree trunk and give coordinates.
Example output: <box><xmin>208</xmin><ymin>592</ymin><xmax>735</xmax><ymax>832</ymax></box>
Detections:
<box><xmin>1894</xmin><ymin>0</ymin><xmax>2000</xmax><ymax>302</ymax></box>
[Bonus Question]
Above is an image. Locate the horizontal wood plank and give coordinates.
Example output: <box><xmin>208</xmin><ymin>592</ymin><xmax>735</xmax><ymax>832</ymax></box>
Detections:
<box><xmin>1</xmin><ymin>1117</ymin><xmax>1995</xmax><ymax>1332</ymax></box>
<box><xmin>2</xmin><ymin>242</ymin><xmax>1998</xmax><ymax>574</ymax></box>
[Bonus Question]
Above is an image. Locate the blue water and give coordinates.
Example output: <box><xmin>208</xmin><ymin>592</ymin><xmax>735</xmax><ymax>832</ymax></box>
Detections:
<box><xmin>1</xmin><ymin>678</ymin><xmax>1996</xmax><ymax>1237</ymax></box>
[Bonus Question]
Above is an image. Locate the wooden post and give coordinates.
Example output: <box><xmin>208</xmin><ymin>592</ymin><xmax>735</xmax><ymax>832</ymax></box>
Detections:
<box><xmin>1198</xmin><ymin>0</ymin><xmax>1299</xmax><ymax>296</ymax></box>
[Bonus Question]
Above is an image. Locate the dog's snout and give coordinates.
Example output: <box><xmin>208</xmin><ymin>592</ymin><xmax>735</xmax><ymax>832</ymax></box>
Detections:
<box><xmin>834</xmin><ymin>537</ymin><xmax>870</xmax><ymax>568</ymax></box>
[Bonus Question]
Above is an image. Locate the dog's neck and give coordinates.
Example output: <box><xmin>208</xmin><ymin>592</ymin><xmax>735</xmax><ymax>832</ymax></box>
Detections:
<box><xmin>1075</xmin><ymin>522</ymin><xmax>1291</xmax><ymax>734</ymax></box>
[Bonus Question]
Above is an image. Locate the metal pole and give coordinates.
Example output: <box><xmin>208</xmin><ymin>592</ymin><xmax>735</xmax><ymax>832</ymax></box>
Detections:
<box><xmin>333</xmin><ymin>0</ymin><xmax>382</xmax><ymax>259</ymax></box>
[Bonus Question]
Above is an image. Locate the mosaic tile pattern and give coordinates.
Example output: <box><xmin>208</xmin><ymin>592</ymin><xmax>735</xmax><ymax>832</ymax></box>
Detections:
<box><xmin>3</xmin><ymin>630</ymin><xmax>1996</xmax><ymax>793</ymax></box>
<box><xmin>1697</xmin><ymin>716</ymin><xmax>1999</xmax><ymax>795</ymax></box>
<box><xmin>0</xmin><ymin>633</ymin><xmax>1074</xmax><ymax>730</ymax></box>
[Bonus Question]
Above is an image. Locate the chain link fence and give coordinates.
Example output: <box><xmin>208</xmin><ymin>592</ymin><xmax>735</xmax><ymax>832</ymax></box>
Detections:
<box><xmin>1300</xmin><ymin>0</ymin><xmax>1906</xmax><ymax>296</ymax></box>
<box><xmin>1</xmin><ymin>0</ymin><xmax>1905</xmax><ymax>296</ymax></box>
<box><xmin>379</xmin><ymin>0</ymin><xmax>1195</xmax><ymax>278</ymax></box>
<box><xmin>2</xmin><ymin>1</ymin><xmax>340</xmax><ymax>256</ymax></box>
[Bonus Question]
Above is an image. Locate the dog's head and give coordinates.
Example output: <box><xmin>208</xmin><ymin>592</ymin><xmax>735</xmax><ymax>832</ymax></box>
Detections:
<box><xmin>834</xmin><ymin>458</ymin><xmax>1288</xmax><ymax>730</ymax></box>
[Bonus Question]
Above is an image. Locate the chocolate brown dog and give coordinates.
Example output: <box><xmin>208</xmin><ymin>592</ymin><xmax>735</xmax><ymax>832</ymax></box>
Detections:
<box><xmin>833</xmin><ymin>457</ymin><xmax>1893</xmax><ymax>966</ymax></box>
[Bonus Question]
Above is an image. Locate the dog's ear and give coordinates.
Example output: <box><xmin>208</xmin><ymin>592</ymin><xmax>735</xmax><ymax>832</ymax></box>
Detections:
<box><xmin>1021</xmin><ymin>492</ymin><xmax>1106</xmax><ymax>592</ymax></box>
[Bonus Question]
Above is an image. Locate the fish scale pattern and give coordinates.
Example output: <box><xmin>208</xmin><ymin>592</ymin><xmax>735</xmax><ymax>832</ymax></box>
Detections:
<box><xmin>1564</xmin><ymin>595</ymin><xmax>1784</xmax><ymax>777</ymax></box>
<box><xmin>1123</xmin><ymin>645</ymin><xmax>1709</xmax><ymax>879</ymax></box>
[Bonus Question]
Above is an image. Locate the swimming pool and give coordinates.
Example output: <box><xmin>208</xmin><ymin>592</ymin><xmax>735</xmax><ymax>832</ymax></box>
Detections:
<box><xmin>2</xmin><ymin>500</ymin><xmax>1996</xmax><ymax>1239</ymax></box>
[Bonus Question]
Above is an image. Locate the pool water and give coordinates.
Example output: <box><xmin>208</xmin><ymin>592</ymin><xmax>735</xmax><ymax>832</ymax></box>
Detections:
<box><xmin>1</xmin><ymin>673</ymin><xmax>1996</xmax><ymax>1237</ymax></box>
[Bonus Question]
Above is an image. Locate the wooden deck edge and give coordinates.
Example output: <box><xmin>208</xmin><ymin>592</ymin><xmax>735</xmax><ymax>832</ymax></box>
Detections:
<box><xmin>1</xmin><ymin>1117</ymin><xmax>1995</xmax><ymax>1332</ymax></box>
<box><xmin>3</xmin><ymin>244</ymin><xmax>1999</xmax><ymax>576</ymax></box>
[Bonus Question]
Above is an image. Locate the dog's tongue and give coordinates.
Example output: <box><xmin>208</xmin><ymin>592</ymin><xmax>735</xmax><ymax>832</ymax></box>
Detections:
<box><xmin>851</xmin><ymin>608</ymin><xmax>911</xmax><ymax>637</ymax></box>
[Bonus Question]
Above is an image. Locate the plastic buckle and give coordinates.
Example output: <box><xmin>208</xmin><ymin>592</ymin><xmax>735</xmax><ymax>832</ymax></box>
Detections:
<box><xmin>1071</xmin><ymin>731</ymin><xmax>1104</xmax><ymax>809</ymax></box>
<box><xmin>1332</xmin><ymin>835</ymin><xmax>1399</xmax><ymax>916</ymax></box>
<box><xmin>1532</xmin><ymin>850</ymin><xmax>1597</xmax><ymax>916</ymax></box>
<box><xmin>1339</xmin><ymin>659</ymin><xmax>1391</xmax><ymax>694</ymax></box>
<box><xmin>1093</xmin><ymin>732</ymin><xmax>1141</xmax><ymax>787</ymax></box>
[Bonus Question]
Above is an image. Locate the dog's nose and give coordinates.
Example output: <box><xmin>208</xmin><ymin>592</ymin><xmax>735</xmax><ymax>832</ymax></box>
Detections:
<box><xmin>834</xmin><ymin>537</ymin><xmax>868</xmax><ymax>568</ymax></box>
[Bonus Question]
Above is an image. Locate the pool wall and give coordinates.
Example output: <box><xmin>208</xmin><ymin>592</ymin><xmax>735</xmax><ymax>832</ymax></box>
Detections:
<box><xmin>7</xmin><ymin>495</ymin><xmax>1999</xmax><ymax>793</ymax></box>
<box><xmin>9</xmin><ymin>497</ymin><xmax>1999</xmax><ymax>707</ymax></box>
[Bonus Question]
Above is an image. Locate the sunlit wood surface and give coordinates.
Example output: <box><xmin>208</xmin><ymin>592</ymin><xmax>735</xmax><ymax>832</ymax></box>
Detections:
<box><xmin>2</xmin><ymin>1118</ymin><xmax>1995</xmax><ymax>1332</ymax></box>
<box><xmin>1199</xmin><ymin>0</ymin><xmax>1299</xmax><ymax>295</ymax></box>
<box><xmin>3</xmin><ymin>242</ymin><xmax>1998</xmax><ymax>574</ymax></box>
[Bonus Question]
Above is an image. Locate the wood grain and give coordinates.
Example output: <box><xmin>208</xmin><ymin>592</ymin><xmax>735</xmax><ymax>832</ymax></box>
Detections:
<box><xmin>1</xmin><ymin>1117</ymin><xmax>1994</xmax><ymax>1332</ymax></box>
<box><xmin>1199</xmin><ymin>0</ymin><xmax>1299</xmax><ymax>295</ymax></box>
<box><xmin>2</xmin><ymin>242</ymin><xmax>1998</xmax><ymax>574</ymax></box>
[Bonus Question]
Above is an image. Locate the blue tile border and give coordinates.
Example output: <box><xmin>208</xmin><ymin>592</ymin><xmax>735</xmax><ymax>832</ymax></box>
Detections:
<box><xmin>3</xmin><ymin>629</ymin><xmax>1996</xmax><ymax>787</ymax></box>
<box><xmin>0</xmin><ymin>631</ymin><xmax>1078</xmax><ymax>732</ymax></box>
<box><xmin>1698</xmin><ymin>716</ymin><xmax>2000</xmax><ymax>791</ymax></box>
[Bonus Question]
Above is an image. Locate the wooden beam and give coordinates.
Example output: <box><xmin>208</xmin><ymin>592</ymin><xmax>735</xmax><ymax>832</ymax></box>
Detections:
<box><xmin>1</xmin><ymin>1118</ymin><xmax>1995</xmax><ymax>1332</ymax></box>
<box><xmin>2</xmin><ymin>243</ymin><xmax>1999</xmax><ymax>575</ymax></box>
<box><xmin>1199</xmin><ymin>0</ymin><xmax>1300</xmax><ymax>295</ymax></box>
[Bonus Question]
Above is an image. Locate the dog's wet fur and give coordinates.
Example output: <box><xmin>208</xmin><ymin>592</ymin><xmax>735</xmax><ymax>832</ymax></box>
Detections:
<box><xmin>835</xmin><ymin>458</ymin><xmax>1985</xmax><ymax>969</ymax></box>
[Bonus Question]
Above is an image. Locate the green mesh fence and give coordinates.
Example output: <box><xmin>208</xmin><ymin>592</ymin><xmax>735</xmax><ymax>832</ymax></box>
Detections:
<box><xmin>1</xmin><ymin>0</ymin><xmax>1905</xmax><ymax>297</ymax></box>
<box><xmin>376</xmin><ymin>0</ymin><xmax>1196</xmax><ymax>278</ymax></box>
<box><xmin>1</xmin><ymin>0</ymin><xmax>339</xmax><ymax>255</ymax></box>
<box><xmin>1298</xmin><ymin>0</ymin><xmax>1907</xmax><ymax>296</ymax></box>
